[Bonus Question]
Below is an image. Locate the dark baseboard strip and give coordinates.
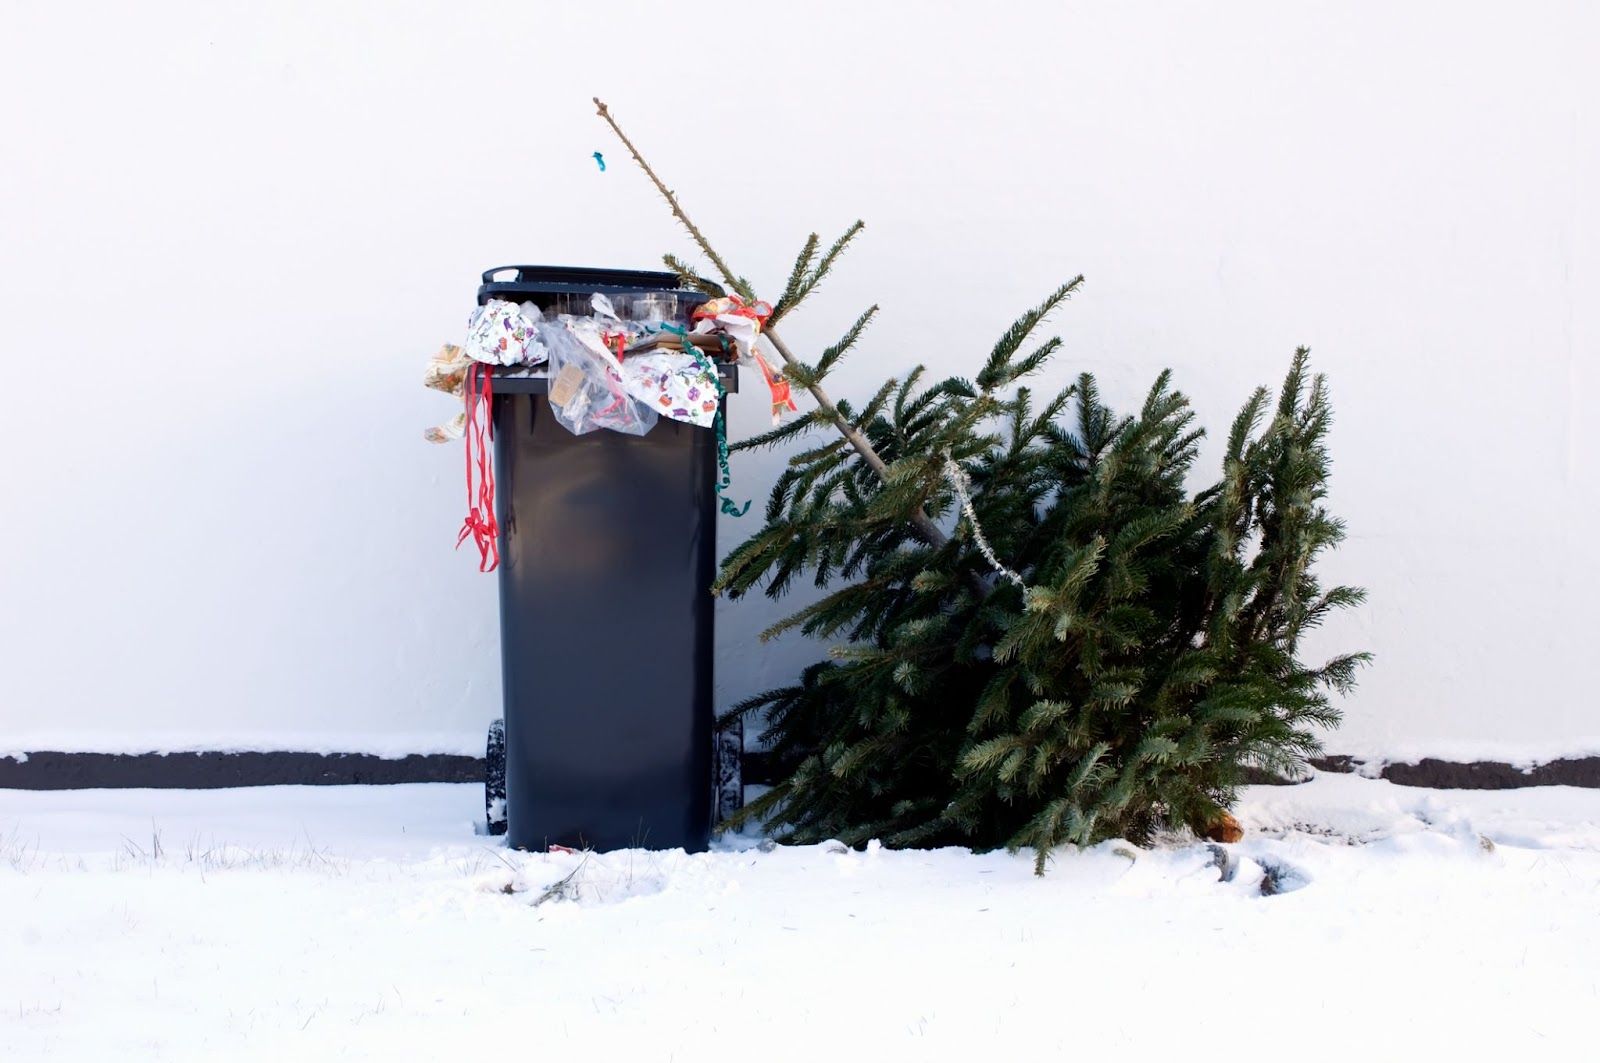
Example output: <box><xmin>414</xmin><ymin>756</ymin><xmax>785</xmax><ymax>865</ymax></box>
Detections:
<box><xmin>743</xmin><ymin>751</ymin><xmax>1600</xmax><ymax>791</ymax></box>
<box><xmin>3</xmin><ymin>749</ymin><xmax>1597</xmax><ymax>792</ymax></box>
<box><xmin>1204</xmin><ymin>754</ymin><xmax>1600</xmax><ymax>790</ymax></box>
<box><xmin>1372</xmin><ymin>756</ymin><xmax>1600</xmax><ymax>789</ymax></box>
<box><xmin>0</xmin><ymin>751</ymin><xmax>484</xmax><ymax>790</ymax></box>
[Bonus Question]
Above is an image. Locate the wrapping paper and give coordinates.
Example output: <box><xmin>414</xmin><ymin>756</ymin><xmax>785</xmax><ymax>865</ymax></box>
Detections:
<box><xmin>618</xmin><ymin>350</ymin><xmax>722</xmax><ymax>428</ymax></box>
<box><xmin>423</xmin><ymin>343</ymin><xmax>471</xmax><ymax>442</ymax></box>
<box><xmin>464</xmin><ymin>299</ymin><xmax>547</xmax><ymax>367</ymax></box>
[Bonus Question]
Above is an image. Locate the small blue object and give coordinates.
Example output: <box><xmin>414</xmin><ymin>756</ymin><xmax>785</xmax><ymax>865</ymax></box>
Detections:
<box><xmin>592</xmin><ymin>151</ymin><xmax>606</xmax><ymax>172</ymax></box>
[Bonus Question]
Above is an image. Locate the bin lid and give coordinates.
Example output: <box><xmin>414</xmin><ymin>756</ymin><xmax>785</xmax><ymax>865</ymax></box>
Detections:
<box><xmin>478</xmin><ymin>264</ymin><xmax>707</xmax><ymax>307</ymax></box>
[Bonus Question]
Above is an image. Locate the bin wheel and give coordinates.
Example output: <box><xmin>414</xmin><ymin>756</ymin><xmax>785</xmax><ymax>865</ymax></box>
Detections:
<box><xmin>714</xmin><ymin>715</ymin><xmax>745</xmax><ymax>826</ymax></box>
<box><xmin>486</xmin><ymin>718</ymin><xmax>507</xmax><ymax>836</ymax></box>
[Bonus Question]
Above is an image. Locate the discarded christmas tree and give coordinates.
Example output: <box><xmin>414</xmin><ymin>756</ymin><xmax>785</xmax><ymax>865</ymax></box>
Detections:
<box><xmin>597</xmin><ymin>100</ymin><xmax>1369</xmax><ymax>871</ymax></box>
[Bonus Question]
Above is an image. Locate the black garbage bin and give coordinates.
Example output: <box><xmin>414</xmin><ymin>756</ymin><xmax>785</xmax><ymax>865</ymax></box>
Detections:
<box><xmin>478</xmin><ymin>265</ymin><xmax>736</xmax><ymax>853</ymax></box>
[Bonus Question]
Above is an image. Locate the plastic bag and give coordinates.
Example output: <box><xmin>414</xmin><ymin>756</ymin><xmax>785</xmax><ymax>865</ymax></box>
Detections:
<box><xmin>540</xmin><ymin>319</ymin><xmax>657</xmax><ymax>437</ymax></box>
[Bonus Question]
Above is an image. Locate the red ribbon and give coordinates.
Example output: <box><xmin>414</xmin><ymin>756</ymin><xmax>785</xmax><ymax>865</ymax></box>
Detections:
<box><xmin>692</xmin><ymin>295</ymin><xmax>773</xmax><ymax>328</ymax></box>
<box><xmin>693</xmin><ymin>297</ymin><xmax>791</xmax><ymax>419</ymax></box>
<box><xmin>601</xmin><ymin>330</ymin><xmax>629</xmax><ymax>363</ymax></box>
<box><xmin>455</xmin><ymin>362</ymin><xmax>500</xmax><ymax>572</ymax></box>
<box><xmin>755</xmin><ymin>352</ymin><xmax>799</xmax><ymax>422</ymax></box>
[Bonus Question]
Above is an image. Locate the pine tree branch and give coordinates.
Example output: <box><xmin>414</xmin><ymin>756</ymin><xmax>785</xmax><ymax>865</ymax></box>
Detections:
<box><xmin>771</xmin><ymin>233</ymin><xmax>820</xmax><ymax>323</ymax></box>
<box><xmin>814</xmin><ymin>305</ymin><xmax>879</xmax><ymax>383</ymax></box>
<box><xmin>594</xmin><ymin>99</ymin><xmax>754</xmax><ymax>301</ymax></box>
<box><xmin>595</xmin><ymin>97</ymin><xmax>952</xmax><ymax>553</ymax></box>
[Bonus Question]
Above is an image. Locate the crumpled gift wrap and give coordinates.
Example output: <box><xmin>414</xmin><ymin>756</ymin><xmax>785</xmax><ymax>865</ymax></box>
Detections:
<box><xmin>423</xmin><ymin>343</ymin><xmax>471</xmax><ymax>442</ymax></box>
<box><xmin>690</xmin><ymin>295</ymin><xmax>772</xmax><ymax>362</ymax></box>
<box><xmin>688</xmin><ymin>295</ymin><xmax>795</xmax><ymax>424</ymax></box>
<box><xmin>618</xmin><ymin>350</ymin><xmax>722</xmax><ymax>428</ymax></box>
<box><xmin>464</xmin><ymin>299</ymin><xmax>547</xmax><ymax>367</ymax></box>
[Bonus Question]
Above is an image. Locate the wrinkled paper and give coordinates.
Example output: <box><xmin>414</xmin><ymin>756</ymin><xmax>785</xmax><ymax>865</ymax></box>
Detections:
<box><xmin>465</xmin><ymin>299</ymin><xmax>547</xmax><ymax>367</ymax></box>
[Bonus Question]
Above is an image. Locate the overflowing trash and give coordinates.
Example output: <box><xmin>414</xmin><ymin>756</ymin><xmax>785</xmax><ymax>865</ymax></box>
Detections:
<box><xmin>423</xmin><ymin>291</ymin><xmax>777</xmax><ymax>441</ymax></box>
<box><xmin>425</xmin><ymin>283</ymin><xmax>780</xmax><ymax>568</ymax></box>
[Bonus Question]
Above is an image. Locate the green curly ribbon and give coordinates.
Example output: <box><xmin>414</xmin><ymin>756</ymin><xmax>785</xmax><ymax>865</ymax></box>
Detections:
<box><xmin>662</xmin><ymin>325</ymin><xmax>749</xmax><ymax>517</ymax></box>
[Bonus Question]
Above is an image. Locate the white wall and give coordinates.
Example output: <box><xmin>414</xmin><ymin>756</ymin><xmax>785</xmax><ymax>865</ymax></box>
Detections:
<box><xmin>2</xmin><ymin>1</ymin><xmax>1596</xmax><ymax>761</ymax></box>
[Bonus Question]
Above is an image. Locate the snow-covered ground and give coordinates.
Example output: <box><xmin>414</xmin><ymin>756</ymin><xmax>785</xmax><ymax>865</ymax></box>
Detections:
<box><xmin>3</xmin><ymin>775</ymin><xmax>1597</xmax><ymax>1061</ymax></box>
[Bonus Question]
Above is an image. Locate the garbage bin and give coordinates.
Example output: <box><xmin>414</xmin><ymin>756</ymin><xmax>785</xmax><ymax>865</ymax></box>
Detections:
<box><xmin>478</xmin><ymin>265</ymin><xmax>737</xmax><ymax>853</ymax></box>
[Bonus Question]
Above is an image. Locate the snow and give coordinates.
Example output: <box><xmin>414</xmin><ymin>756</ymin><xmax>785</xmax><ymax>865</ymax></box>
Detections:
<box><xmin>3</xmin><ymin>775</ymin><xmax>1598</xmax><ymax>1060</ymax></box>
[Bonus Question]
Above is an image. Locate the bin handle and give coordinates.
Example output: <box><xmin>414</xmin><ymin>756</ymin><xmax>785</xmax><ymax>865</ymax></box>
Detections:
<box><xmin>479</xmin><ymin>264</ymin><xmax>689</xmax><ymax>289</ymax></box>
<box><xmin>482</xmin><ymin>265</ymin><xmax>533</xmax><ymax>284</ymax></box>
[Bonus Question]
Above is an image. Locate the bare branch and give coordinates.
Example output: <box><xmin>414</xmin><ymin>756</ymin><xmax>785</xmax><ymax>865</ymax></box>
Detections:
<box><xmin>594</xmin><ymin>97</ymin><xmax>951</xmax><ymax>552</ymax></box>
